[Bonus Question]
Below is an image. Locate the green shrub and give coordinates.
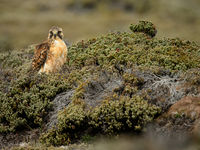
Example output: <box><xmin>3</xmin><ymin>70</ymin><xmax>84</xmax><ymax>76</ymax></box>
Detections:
<box><xmin>40</xmin><ymin>95</ymin><xmax>160</xmax><ymax>146</ymax></box>
<box><xmin>0</xmin><ymin>73</ymin><xmax>71</xmax><ymax>133</ymax></box>
<box><xmin>40</xmin><ymin>101</ymin><xmax>87</xmax><ymax>146</ymax></box>
<box><xmin>89</xmin><ymin>95</ymin><xmax>160</xmax><ymax>134</ymax></box>
<box><xmin>69</xmin><ymin>25</ymin><xmax>199</xmax><ymax>71</ymax></box>
<box><xmin>40</xmin><ymin>76</ymin><xmax>159</xmax><ymax>146</ymax></box>
<box><xmin>130</xmin><ymin>21</ymin><xmax>157</xmax><ymax>37</ymax></box>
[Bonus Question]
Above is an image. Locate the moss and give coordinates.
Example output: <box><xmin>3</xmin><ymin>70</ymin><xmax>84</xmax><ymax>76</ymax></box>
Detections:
<box><xmin>130</xmin><ymin>21</ymin><xmax>157</xmax><ymax>37</ymax></box>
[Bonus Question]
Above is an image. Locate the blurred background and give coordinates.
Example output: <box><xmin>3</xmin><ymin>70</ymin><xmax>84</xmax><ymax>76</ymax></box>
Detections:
<box><xmin>0</xmin><ymin>0</ymin><xmax>200</xmax><ymax>51</ymax></box>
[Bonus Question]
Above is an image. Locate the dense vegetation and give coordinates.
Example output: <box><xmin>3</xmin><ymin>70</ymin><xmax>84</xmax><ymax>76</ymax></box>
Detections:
<box><xmin>0</xmin><ymin>22</ymin><xmax>200</xmax><ymax>147</ymax></box>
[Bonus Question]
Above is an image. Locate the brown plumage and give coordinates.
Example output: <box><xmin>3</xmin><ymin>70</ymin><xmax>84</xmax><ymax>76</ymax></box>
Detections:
<box><xmin>32</xmin><ymin>26</ymin><xmax>67</xmax><ymax>74</ymax></box>
<box><xmin>32</xmin><ymin>41</ymin><xmax>50</xmax><ymax>71</ymax></box>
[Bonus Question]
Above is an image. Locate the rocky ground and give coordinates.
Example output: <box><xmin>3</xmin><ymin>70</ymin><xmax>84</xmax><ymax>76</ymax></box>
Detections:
<box><xmin>0</xmin><ymin>22</ymin><xmax>200</xmax><ymax>150</ymax></box>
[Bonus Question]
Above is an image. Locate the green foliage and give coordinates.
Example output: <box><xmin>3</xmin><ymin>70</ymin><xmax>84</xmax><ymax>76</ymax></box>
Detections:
<box><xmin>130</xmin><ymin>21</ymin><xmax>157</xmax><ymax>37</ymax></box>
<box><xmin>81</xmin><ymin>134</ymin><xmax>94</xmax><ymax>143</ymax></box>
<box><xmin>69</xmin><ymin>28</ymin><xmax>200</xmax><ymax>71</ymax></box>
<box><xmin>89</xmin><ymin>95</ymin><xmax>160</xmax><ymax>134</ymax></box>
<box><xmin>0</xmin><ymin>46</ymin><xmax>34</xmax><ymax>69</ymax></box>
<box><xmin>57</xmin><ymin>100</ymin><xmax>87</xmax><ymax>137</ymax></box>
<box><xmin>185</xmin><ymin>69</ymin><xmax>200</xmax><ymax>86</ymax></box>
<box><xmin>40</xmin><ymin>95</ymin><xmax>160</xmax><ymax>146</ymax></box>
<box><xmin>0</xmin><ymin>73</ymin><xmax>71</xmax><ymax>133</ymax></box>
<box><xmin>40</xmin><ymin>101</ymin><xmax>87</xmax><ymax>146</ymax></box>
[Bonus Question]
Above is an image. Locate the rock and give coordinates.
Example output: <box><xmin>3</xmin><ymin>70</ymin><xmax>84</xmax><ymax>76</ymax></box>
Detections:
<box><xmin>167</xmin><ymin>96</ymin><xmax>200</xmax><ymax>136</ymax></box>
<box><xmin>83</xmin><ymin>72</ymin><xmax>123</xmax><ymax>107</ymax></box>
<box><xmin>46</xmin><ymin>90</ymin><xmax>74</xmax><ymax>129</ymax></box>
<box><xmin>151</xmin><ymin>96</ymin><xmax>200</xmax><ymax>138</ymax></box>
<box><xmin>168</xmin><ymin>96</ymin><xmax>200</xmax><ymax>119</ymax></box>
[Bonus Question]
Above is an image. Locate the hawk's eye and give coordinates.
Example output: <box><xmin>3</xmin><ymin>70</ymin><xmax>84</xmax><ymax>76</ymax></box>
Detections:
<box><xmin>49</xmin><ymin>31</ymin><xmax>53</xmax><ymax>38</ymax></box>
<box><xmin>57</xmin><ymin>31</ymin><xmax>61</xmax><ymax>34</ymax></box>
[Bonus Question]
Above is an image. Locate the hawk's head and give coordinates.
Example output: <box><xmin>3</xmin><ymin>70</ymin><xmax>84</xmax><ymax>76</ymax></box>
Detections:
<box><xmin>48</xmin><ymin>26</ymin><xmax>64</xmax><ymax>40</ymax></box>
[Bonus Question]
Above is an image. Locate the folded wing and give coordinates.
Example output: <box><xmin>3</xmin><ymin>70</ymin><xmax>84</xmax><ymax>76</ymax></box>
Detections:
<box><xmin>32</xmin><ymin>41</ymin><xmax>50</xmax><ymax>71</ymax></box>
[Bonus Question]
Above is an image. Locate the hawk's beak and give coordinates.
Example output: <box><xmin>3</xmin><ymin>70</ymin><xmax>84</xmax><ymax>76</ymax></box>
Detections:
<box><xmin>54</xmin><ymin>34</ymin><xmax>56</xmax><ymax>38</ymax></box>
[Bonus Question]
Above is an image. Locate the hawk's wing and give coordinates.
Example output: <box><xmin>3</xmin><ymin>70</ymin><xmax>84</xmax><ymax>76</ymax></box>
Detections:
<box><xmin>32</xmin><ymin>41</ymin><xmax>50</xmax><ymax>71</ymax></box>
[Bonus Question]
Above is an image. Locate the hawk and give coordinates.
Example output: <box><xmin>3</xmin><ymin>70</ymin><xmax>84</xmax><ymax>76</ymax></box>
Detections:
<box><xmin>32</xmin><ymin>26</ymin><xmax>68</xmax><ymax>74</ymax></box>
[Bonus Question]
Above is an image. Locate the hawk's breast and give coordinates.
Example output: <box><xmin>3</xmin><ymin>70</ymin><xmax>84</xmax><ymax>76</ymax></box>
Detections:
<box><xmin>51</xmin><ymin>39</ymin><xmax>67</xmax><ymax>64</ymax></box>
<box><xmin>40</xmin><ymin>39</ymin><xmax>67</xmax><ymax>73</ymax></box>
